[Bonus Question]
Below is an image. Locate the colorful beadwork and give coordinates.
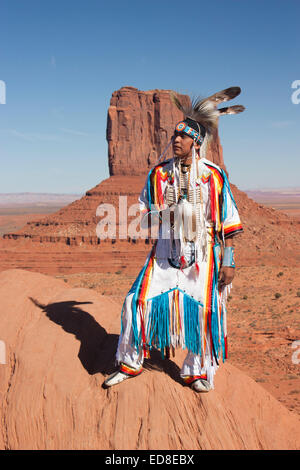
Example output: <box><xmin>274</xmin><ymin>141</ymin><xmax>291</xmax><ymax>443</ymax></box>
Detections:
<box><xmin>175</xmin><ymin>121</ymin><xmax>204</xmax><ymax>144</ymax></box>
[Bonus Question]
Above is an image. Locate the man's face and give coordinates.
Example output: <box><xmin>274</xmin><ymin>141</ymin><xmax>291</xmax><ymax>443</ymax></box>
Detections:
<box><xmin>172</xmin><ymin>131</ymin><xmax>194</xmax><ymax>158</ymax></box>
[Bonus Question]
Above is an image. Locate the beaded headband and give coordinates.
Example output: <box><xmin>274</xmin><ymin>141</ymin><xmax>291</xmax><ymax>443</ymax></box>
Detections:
<box><xmin>175</xmin><ymin>121</ymin><xmax>204</xmax><ymax>144</ymax></box>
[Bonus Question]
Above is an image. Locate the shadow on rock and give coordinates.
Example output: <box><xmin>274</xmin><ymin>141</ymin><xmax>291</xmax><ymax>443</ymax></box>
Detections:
<box><xmin>29</xmin><ymin>297</ymin><xmax>119</xmax><ymax>376</ymax></box>
<box><xmin>143</xmin><ymin>349</ymin><xmax>185</xmax><ymax>386</ymax></box>
<box><xmin>29</xmin><ymin>297</ymin><xmax>185</xmax><ymax>386</ymax></box>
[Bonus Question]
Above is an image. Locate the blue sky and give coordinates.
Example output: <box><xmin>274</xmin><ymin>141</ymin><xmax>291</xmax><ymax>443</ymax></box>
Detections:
<box><xmin>0</xmin><ymin>0</ymin><xmax>299</xmax><ymax>193</ymax></box>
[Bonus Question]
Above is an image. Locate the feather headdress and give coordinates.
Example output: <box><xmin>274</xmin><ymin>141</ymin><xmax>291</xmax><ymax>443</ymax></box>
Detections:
<box><xmin>164</xmin><ymin>87</ymin><xmax>245</xmax><ymax>268</ymax></box>
<box><xmin>170</xmin><ymin>87</ymin><xmax>245</xmax><ymax>157</ymax></box>
<box><xmin>170</xmin><ymin>92</ymin><xmax>219</xmax><ymax>141</ymax></box>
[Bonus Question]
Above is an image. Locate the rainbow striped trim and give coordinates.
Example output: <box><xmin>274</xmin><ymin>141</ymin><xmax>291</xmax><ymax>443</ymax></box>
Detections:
<box><xmin>129</xmin><ymin>243</ymin><xmax>157</xmax><ymax>356</ymax></box>
<box><xmin>148</xmin><ymin>161</ymin><xmax>169</xmax><ymax>210</ymax></box>
<box><xmin>204</xmin><ymin>162</ymin><xmax>243</xmax><ymax>241</ymax></box>
<box><xmin>207</xmin><ymin>166</ymin><xmax>223</xmax><ymax>233</ymax></box>
<box><xmin>201</xmin><ymin>174</ymin><xmax>210</xmax><ymax>184</ymax></box>
<box><xmin>120</xmin><ymin>363</ymin><xmax>143</xmax><ymax>377</ymax></box>
<box><xmin>203</xmin><ymin>235</ymin><xmax>215</xmax><ymax>361</ymax></box>
<box><xmin>224</xmin><ymin>223</ymin><xmax>243</xmax><ymax>238</ymax></box>
<box><xmin>182</xmin><ymin>374</ymin><xmax>208</xmax><ymax>385</ymax></box>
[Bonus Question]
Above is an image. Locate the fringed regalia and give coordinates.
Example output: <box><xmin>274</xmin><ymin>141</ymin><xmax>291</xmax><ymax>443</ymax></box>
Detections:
<box><xmin>116</xmin><ymin>156</ymin><xmax>243</xmax><ymax>387</ymax></box>
<box><xmin>116</xmin><ymin>88</ymin><xmax>244</xmax><ymax>387</ymax></box>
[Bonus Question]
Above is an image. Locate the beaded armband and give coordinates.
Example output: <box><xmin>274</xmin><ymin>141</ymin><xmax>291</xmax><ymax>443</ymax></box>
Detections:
<box><xmin>222</xmin><ymin>246</ymin><xmax>235</xmax><ymax>268</ymax></box>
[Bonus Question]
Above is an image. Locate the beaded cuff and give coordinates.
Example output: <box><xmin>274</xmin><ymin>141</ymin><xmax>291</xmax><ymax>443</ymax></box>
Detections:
<box><xmin>222</xmin><ymin>246</ymin><xmax>235</xmax><ymax>268</ymax></box>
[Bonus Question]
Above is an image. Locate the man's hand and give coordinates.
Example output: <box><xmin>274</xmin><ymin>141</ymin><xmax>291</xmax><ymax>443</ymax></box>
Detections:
<box><xmin>218</xmin><ymin>266</ymin><xmax>235</xmax><ymax>288</ymax></box>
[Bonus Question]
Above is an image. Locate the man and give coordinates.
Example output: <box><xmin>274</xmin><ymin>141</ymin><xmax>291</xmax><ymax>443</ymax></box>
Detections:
<box><xmin>104</xmin><ymin>91</ymin><xmax>243</xmax><ymax>392</ymax></box>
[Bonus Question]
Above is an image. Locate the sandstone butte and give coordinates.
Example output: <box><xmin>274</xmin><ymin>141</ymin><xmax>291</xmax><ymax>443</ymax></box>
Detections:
<box><xmin>0</xmin><ymin>87</ymin><xmax>300</xmax><ymax>450</ymax></box>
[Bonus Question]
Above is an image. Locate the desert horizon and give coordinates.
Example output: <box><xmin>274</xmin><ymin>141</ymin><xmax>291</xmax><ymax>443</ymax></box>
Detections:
<box><xmin>1</xmin><ymin>186</ymin><xmax>299</xmax><ymax>227</ymax></box>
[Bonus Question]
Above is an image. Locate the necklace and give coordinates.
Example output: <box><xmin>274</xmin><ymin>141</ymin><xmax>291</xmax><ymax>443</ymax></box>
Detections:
<box><xmin>181</xmin><ymin>161</ymin><xmax>192</xmax><ymax>169</ymax></box>
<box><xmin>179</xmin><ymin>160</ymin><xmax>191</xmax><ymax>199</ymax></box>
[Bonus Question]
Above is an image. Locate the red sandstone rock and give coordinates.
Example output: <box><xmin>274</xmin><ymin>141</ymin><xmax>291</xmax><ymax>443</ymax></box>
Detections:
<box><xmin>0</xmin><ymin>268</ymin><xmax>299</xmax><ymax>450</ymax></box>
<box><xmin>107</xmin><ymin>87</ymin><xmax>224</xmax><ymax>175</ymax></box>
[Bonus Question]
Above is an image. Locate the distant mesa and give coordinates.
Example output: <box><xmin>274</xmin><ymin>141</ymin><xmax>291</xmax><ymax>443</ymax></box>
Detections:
<box><xmin>0</xmin><ymin>193</ymin><xmax>83</xmax><ymax>207</ymax></box>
